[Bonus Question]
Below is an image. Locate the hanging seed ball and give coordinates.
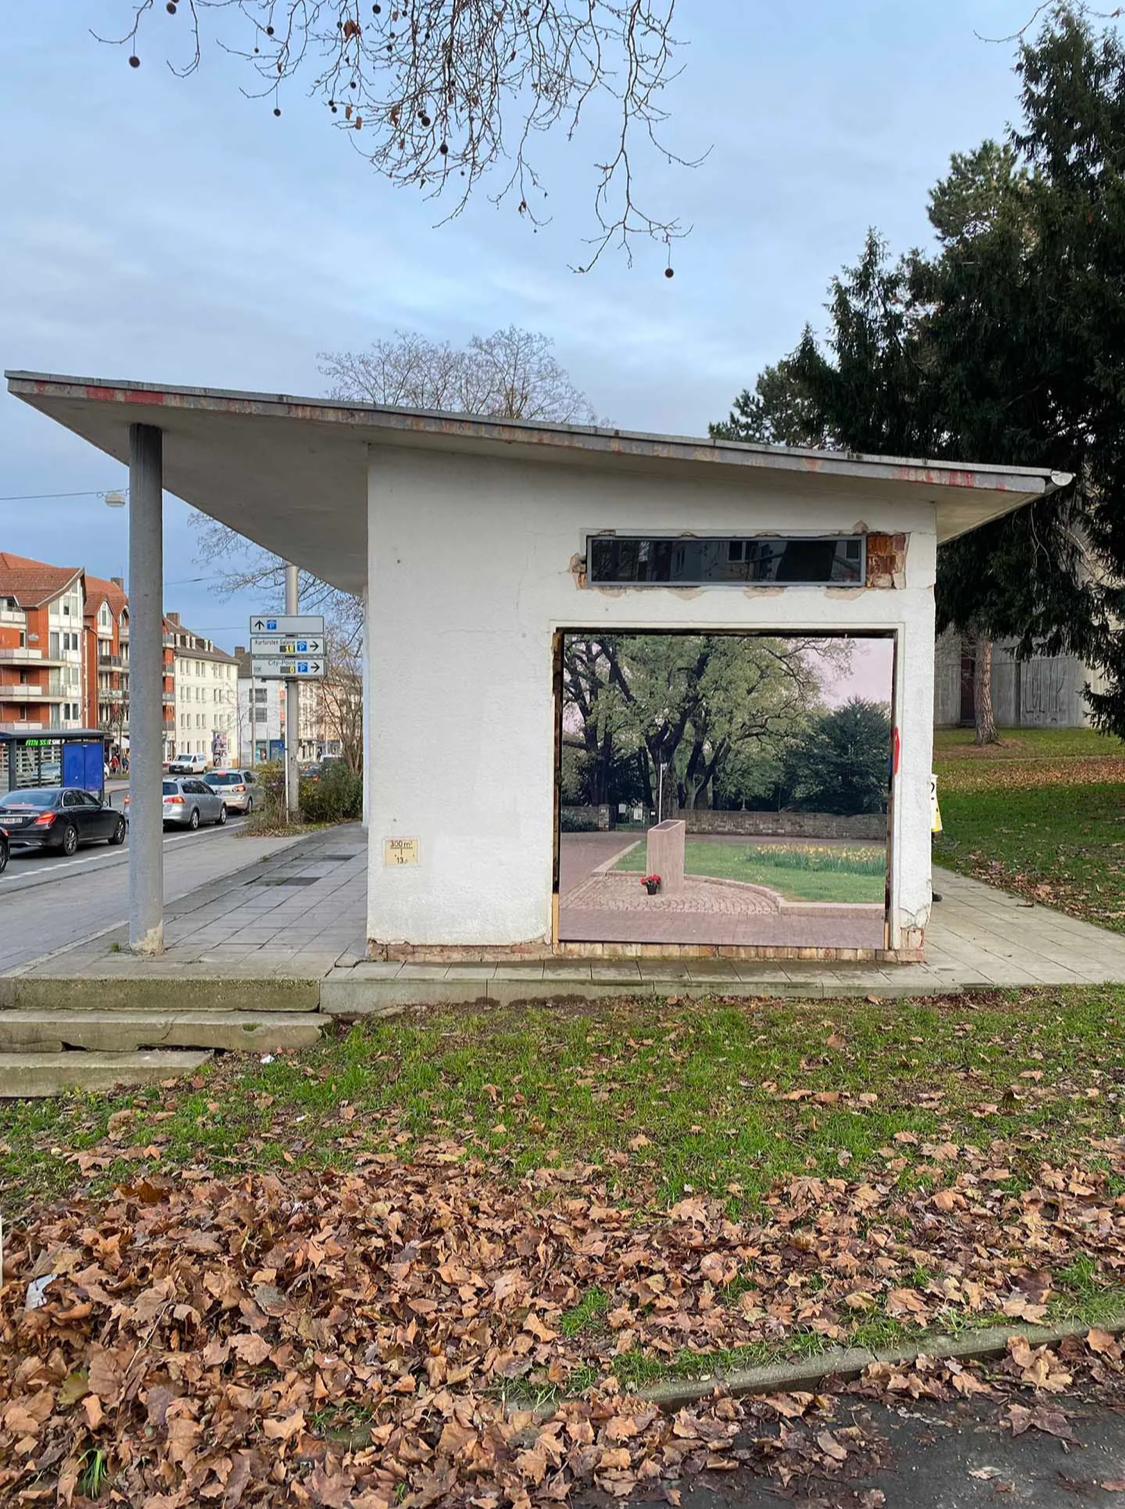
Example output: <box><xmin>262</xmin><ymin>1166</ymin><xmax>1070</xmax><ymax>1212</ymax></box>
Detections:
<box><xmin>419</xmin><ymin>112</ymin><xmax>430</xmax><ymax>125</ymax></box>
<box><xmin>166</xmin><ymin>1</ymin><xmax>177</xmax><ymax>12</ymax></box>
<box><xmin>274</xmin><ymin>106</ymin><xmax>281</xmax><ymax>116</ymax></box>
<box><xmin>128</xmin><ymin>54</ymin><xmax>141</xmax><ymax>67</ymax></box>
<box><xmin>373</xmin><ymin>3</ymin><xmax>381</xmax><ymax>10</ymax></box>
<box><xmin>266</xmin><ymin>24</ymin><xmax>274</xmax><ymax>34</ymax></box>
<box><xmin>439</xmin><ymin>142</ymin><xmax>448</xmax><ymax>155</ymax></box>
<box><xmin>664</xmin><ymin>267</ymin><xmax>674</xmax><ymax>278</ymax></box>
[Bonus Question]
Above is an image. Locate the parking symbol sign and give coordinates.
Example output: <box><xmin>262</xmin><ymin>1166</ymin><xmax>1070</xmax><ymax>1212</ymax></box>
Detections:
<box><xmin>266</xmin><ymin>618</ymin><xmax>277</xmax><ymax>631</ymax></box>
<box><xmin>298</xmin><ymin>662</ymin><xmax>309</xmax><ymax>674</ymax></box>
<box><xmin>296</xmin><ymin>640</ymin><xmax>307</xmax><ymax>652</ymax></box>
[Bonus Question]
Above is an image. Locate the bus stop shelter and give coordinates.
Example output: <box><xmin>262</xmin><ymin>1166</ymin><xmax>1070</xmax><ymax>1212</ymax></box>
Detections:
<box><xmin>1</xmin><ymin>729</ymin><xmax>106</xmax><ymax>795</ymax></box>
<box><xmin>6</xmin><ymin>371</ymin><xmax>1067</xmax><ymax>962</ymax></box>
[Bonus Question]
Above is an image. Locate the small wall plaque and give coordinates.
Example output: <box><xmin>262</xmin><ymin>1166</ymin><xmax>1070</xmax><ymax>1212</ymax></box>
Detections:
<box><xmin>384</xmin><ymin>837</ymin><xmax>419</xmax><ymax>866</ymax></box>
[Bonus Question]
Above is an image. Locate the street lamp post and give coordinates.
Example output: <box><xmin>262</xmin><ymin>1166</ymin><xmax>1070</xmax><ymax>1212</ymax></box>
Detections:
<box><xmin>657</xmin><ymin>761</ymin><xmax>669</xmax><ymax>826</ymax></box>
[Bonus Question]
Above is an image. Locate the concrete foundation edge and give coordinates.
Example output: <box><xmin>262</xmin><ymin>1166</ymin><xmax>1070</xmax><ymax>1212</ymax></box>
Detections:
<box><xmin>0</xmin><ymin>971</ymin><xmax>970</xmax><ymax>1020</ymax></box>
<box><xmin>319</xmin><ymin>974</ymin><xmax>966</xmax><ymax>1014</ymax></box>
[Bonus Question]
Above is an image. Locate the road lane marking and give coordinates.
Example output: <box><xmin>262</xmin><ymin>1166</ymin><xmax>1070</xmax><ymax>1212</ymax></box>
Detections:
<box><xmin>0</xmin><ymin>819</ymin><xmax>243</xmax><ymax>887</ymax></box>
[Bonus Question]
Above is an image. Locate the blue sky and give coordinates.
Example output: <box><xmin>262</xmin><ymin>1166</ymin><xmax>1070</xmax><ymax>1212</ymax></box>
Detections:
<box><xmin>1</xmin><ymin>1</ymin><xmax>1041</xmax><ymax>648</ymax></box>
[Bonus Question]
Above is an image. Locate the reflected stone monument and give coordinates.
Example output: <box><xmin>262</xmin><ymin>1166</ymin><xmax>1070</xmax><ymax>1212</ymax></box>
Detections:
<box><xmin>646</xmin><ymin>819</ymin><xmax>686</xmax><ymax>897</ymax></box>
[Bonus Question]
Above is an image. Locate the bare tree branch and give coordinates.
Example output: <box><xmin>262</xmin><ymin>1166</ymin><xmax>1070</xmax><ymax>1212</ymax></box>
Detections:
<box><xmin>976</xmin><ymin>2</ymin><xmax>1122</xmax><ymax>44</ymax></box>
<box><xmin>189</xmin><ymin>514</ymin><xmax>363</xmax><ymax>641</ymax></box>
<box><xmin>319</xmin><ymin>324</ymin><xmax>604</xmax><ymax>422</ymax></box>
<box><xmin>192</xmin><ymin>324</ymin><xmax>601</xmax><ymax>614</ymax></box>
<box><xmin>93</xmin><ymin>0</ymin><xmax>697</xmax><ymax>266</ymax></box>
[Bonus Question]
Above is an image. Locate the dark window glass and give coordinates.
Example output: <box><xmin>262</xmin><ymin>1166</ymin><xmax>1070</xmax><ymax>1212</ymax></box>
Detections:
<box><xmin>1</xmin><ymin>789</ymin><xmax>58</xmax><ymax>809</ymax></box>
<box><xmin>587</xmin><ymin>536</ymin><xmax>865</xmax><ymax>586</ymax></box>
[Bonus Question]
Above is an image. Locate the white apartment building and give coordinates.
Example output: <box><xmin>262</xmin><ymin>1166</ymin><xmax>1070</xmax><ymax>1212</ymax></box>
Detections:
<box><xmin>234</xmin><ymin>648</ymin><xmax>284</xmax><ymax>763</ymax></box>
<box><xmin>47</xmin><ymin>576</ymin><xmax>85</xmax><ymax>728</ymax></box>
<box><xmin>165</xmin><ymin>613</ymin><xmax>238</xmax><ymax>767</ymax></box>
<box><xmin>234</xmin><ymin>646</ymin><xmax>341</xmax><ymax>764</ymax></box>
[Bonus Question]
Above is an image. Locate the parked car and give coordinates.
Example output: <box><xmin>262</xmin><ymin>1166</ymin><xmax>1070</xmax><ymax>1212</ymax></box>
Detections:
<box><xmin>159</xmin><ymin>777</ymin><xmax>227</xmax><ymax>829</ymax></box>
<box><xmin>0</xmin><ymin>826</ymin><xmax>8</xmax><ymax>875</ymax></box>
<box><xmin>169</xmin><ymin>752</ymin><xmax>211</xmax><ymax>775</ymax></box>
<box><xmin>300</xmin><ymin>758</ymin><xmax>340</xmax><ymax>785</ymax></box>
<box><xmin>205</xmin><ymin>768</ymin><xmax>260</xmax><ymax>813</ymax></box>
<box><xmin>0</xmin><ymin>787</ymin><xmax>126</xmax><ymax>855</ymax></box>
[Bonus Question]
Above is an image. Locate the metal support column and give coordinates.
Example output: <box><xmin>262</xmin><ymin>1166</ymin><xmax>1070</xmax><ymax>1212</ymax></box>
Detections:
<box><xmin>128</xmin><ymin>423</ymin><xmax>164</xmax><ymax>954</ymax></box>
<box><xmin>361</xmin><ymin>587</ymin><xmax>370</xmax><ymax>830</ymax></box>
<box><xmin>285</xmin><ymin>564</ymin><xmax>300</xmax><ymax>817</ymax></box>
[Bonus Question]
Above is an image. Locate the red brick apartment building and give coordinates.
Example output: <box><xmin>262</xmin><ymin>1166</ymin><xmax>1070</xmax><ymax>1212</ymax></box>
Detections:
<box><xmin>0</xmin><ymin>553</ymin><xmax>87</xmax><ymax>735</ymax></box>
<box><xmin>0</xmin><ymin>553</ymin><xmax>153</xmax><ymax>753</ymax></box>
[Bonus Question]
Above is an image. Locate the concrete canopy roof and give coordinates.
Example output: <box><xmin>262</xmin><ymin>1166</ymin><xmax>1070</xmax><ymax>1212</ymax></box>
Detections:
<box><xmin>7</xmin><ymin>371</ymin><xmax>1070</xmax><ymax>597</ymax></box>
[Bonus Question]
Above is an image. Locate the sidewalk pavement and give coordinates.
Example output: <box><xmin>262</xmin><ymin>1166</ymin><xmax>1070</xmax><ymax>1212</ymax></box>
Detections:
<box><xmin>7</xmin><ymin>826</ymin><xmax>1125</xmax><ymax>1007</ymax></box>
<box><xmin>0</xmin><ymin>825</ymin><xmax>314</xmax><ymax>974</ymax></box>
<box><xmin>3</xmin><ymin>828</ymin><xmax>367</xmax><ymax>988</ymax></box>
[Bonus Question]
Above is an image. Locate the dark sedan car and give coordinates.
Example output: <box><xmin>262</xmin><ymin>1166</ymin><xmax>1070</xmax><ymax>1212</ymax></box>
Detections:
<box><xmin>0</xmin><ymin>787</ymin><xmax>126</xmax><ymax>856</ymax></box>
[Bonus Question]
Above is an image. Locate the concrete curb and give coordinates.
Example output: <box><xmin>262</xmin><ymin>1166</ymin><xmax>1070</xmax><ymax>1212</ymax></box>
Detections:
<box><xmin>631</xmin><ymin>1310</ymin><xmax>1125</xmax><ymax>1410</ymax></box>
<box><xmin>0</xmin><ymin>974</ymin><xmax>322</xmax><ymax>1014</ymax></box>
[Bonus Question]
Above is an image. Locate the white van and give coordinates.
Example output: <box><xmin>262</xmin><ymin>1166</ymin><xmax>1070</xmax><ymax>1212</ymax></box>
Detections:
<box><xmin>169</xmin><ymin>752</ymin><xmax>211</xmax><ymax>775</ymax></box>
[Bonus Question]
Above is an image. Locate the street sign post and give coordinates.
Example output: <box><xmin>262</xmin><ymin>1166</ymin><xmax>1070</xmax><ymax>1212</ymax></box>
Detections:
<box><xmin>250</xmin><ymin>656</ymin><xmax>325</xmax><ymax>680</ymax></box>
<box><xmin>249</xmin><ymin>613</ymin><xmax>325</xmax><ymax>636</ymax></box>
<box><xmin>250</xmin><ymin>634</ymin><xmax>323</xmax><ymax>656</ymax></box>
<box><xmin>249</xmin><ymin>611</ymin><xmax>327</xmax><ymax>680</ymax></box>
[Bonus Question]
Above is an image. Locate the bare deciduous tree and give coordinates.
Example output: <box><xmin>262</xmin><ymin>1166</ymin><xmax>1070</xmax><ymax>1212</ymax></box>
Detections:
<box><xmin>192</xmin><ymin>324</ymin><xmax>601</xmax><ymax>607</ymax></box>
<box><xmin>187</xmin><ymin>523</ymin><xmax>363</xmax><ymax>643</ymax></box>
<box><xmin>96</xmin><ymin>0</ymin><xmax>695</xmax><ymax>269</ymax></box>
<box><xmin>314</xmin><ymin>622</ymin><xmax>365</xmax><ymax>771</ymax></box>
<box><xmin>320</xmin><ymin>324</ymin><xmax>600</xmax><ymax>421</ymax></box>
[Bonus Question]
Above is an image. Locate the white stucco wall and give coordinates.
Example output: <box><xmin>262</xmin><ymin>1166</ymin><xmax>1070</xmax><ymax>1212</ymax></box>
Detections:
<box><xmin>367</xmin><ymin>447</ymin><xmax>937</xmax><ymax>952</ymax></box>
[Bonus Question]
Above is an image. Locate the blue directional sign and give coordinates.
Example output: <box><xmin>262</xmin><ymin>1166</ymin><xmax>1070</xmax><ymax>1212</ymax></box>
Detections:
<box><xmin>249</xmin><ymin>612</ymin><xmax>325</xmax><ymax>637</ymax></box>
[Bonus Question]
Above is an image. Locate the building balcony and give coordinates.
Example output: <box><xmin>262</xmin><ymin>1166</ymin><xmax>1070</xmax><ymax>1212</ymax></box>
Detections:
<box><xmin>0</xmin><ymin>721</ymin><xmax>46</xmax><ymax>733</ymax></box>
<box><xmin>163</xmin><ymin>691</ymin><xmax>176</xmax><ymax>705</ymax></box>
<box><xmin>98</xmin><ymin>652</ymin><xmax>124</xmax><ymax>668</ymax></box>
<box><xmin>1</xmin><ymin>684</ymin><xmax>69</xmax><ymax>702</ymax></box>
<box><xmin>0</xmin><ymin>647</ymin><xmax>66</xmax><ymax>668</ymax></box>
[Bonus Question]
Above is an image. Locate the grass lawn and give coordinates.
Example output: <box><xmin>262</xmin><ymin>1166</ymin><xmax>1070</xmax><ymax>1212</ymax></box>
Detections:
<box><xmin>933</xmin><ymin>726</ymin><xmax>1125</xmax><ymax>760</ymax></box>
<box><xmin>4</xmin><ymin>989</ymin><xmax>1122</xmax><ymax>1220</ymax></box>
<box><xmin>4</xmin><ymin>992</ymin><xmax>1125</xmax><ymax>1504</ymax></box>
<box><xmin>613</xmin><ymin>835</ymin><xmax>886</xmax><ymax>903</ymax></box>
<box><xmin>934</xmin><ymin>726</ymin><xmax>1125</xmax><ymax>929</ymax></box>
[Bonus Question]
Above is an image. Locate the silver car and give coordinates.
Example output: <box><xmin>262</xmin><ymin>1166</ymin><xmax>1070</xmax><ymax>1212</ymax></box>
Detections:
<box><xmin>205</xmin><ymin>768</ymin><xmax>260</xmax><ymax>814</ymax></box>
<box><xmin>161</xmin><ymin>777</ymin><xmax>227</xmax><ymax>829</ymax></box>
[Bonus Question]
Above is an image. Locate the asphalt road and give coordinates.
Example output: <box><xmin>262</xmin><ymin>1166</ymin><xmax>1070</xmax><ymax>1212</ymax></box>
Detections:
<box><xmin>614</xmin><ymin>1392</ymin><xmax>1125</xmax><ymax>1509</ymax></box>
<box><xmin>0</xmin><ymin>817</ymin><xmax>300</xmax><ymax>974</ymax></box>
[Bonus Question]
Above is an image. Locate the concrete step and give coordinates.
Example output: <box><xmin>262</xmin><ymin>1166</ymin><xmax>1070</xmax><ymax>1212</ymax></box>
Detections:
<box><xmin>0</xmin><ymin>1050</ymin><xmax>212</xmax><ymax>1099</ymax></box>
<box><xmin>0</xmin><ymin>977</ymin><xmax>321</xmax><ymax>1013</ymax></box>
<box><xmin>0</xmin><ymin>1010</ymin><xmax>324</xmax><ymax>1054</ymax></box>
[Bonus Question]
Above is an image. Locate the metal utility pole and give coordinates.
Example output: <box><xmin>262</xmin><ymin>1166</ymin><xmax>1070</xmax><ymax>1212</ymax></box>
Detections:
<box><xmin>128</xmin><ymin>423</ymin><xmax>164</xmax><ymax>954</ymax></box>
<box><xmin>285</xmin><ymin>564</ymin><xmax>300</xmax><ymax>817</ymax></box>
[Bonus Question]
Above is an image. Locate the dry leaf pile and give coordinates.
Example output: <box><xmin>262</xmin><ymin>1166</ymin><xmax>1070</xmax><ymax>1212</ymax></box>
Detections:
<box><xmin>3</xmin><ymin>1138</ymin><xmax>1125</xmax><ymax>1506</ymax></box>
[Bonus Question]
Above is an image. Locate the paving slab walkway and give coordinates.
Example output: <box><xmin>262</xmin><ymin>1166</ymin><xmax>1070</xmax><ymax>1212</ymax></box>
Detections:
<box><xmin>8</xmin><ymin>836</ymin><xmax>1125</xmax><ymax>1006</ymax></box>
<box><xmin>5</xmin><ymin>827</ymin><xmax>368</xmax><ymax>985</ymax></box>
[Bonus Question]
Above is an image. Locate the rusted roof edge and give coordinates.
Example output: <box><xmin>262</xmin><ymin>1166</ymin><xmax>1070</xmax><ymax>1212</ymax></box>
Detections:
<box><xmin>5</xmin><ymin>370</ymin><xmax>1071</xmax><ymax>497</ymax></box>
